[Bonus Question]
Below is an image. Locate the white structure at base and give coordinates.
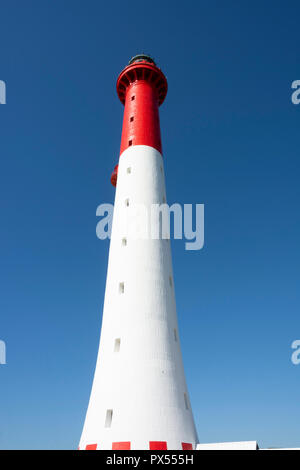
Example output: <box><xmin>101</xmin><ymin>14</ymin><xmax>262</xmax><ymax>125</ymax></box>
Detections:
<box><xmin>197</xmin><ymin>441</ymin><xmax>258</xmax><ymax>450</ymax></box>
<box><xmin>197</xmin><ymin>441</ymin><xmax>300</xmax><ymax>450</ymax></box>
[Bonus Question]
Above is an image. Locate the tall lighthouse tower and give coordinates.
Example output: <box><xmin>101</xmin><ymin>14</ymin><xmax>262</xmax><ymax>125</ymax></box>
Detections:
<box><xmin>79</xmin><ymin>55</ymin><xmax>198</xmax><ymax>451</ymax></box>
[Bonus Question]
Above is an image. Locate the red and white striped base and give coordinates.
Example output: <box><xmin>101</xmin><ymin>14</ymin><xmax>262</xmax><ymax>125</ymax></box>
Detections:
<box><xmin>79</xmin><ymin>441</ymin><xmax>193</xmax><ymax>450</ymax></box>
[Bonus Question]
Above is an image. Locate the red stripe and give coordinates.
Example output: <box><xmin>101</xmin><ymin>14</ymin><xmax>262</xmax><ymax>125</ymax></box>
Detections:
<box><xmin>112</xmin><ymin>441</ymin><xmax>131</xmax><ymax>450</ymax></box>
<box><xmin>149</xmin><ymin>441</ymin><xmax>167</xmax><ymax>450</ymax></box>
<box><xmin>85</xmin><ymin>444</ymin><xmax>97</xmax><ymax>450</ymax></box>
<box><xmin>119</xmin><ymin>80</ymin><xmax>162</xmax><ymax>156</ymax></box>
<box><xmin>182</xmin><ymin>442</ymin><xmax>193</xmax><ymax>450</ymax></box>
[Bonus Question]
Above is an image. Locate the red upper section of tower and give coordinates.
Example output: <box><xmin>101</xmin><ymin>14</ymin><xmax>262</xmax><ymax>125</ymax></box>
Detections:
<box><xmin>117</xmin><ymin>55</ymin><xmax>168</xmax><ymax>106</ymax></box>
<box><xmin>116</xmin><ymin>55</ymin><xmax>168</xmax><ymax>156</ymax></box>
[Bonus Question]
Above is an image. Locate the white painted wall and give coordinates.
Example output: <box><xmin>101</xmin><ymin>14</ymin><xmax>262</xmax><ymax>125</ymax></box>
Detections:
<box><xmin>79</xmin><ymin>145</ymin><xmax>198</xmax><ymax>450</ymax></box>
<box><xmin>197</xmin><ymin>441</ymin><xmax>300</xmax><ymax>450</ymax></box>
<box><xmin>197</xmin><ymin>441</ymin><xmax>258</xmax><ymax>450</ymax></box>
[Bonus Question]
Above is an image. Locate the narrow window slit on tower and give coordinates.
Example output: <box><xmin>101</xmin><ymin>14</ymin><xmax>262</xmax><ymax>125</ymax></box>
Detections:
<box><xmin>174</xmin><ymin>329</ymin><xmax>178</xmax><ymax>342</ymax></box>
<box><xmin>163</xmin><ymin>196</ymin><xmax>166</xmax><ymax>203</ymax></box>
<box><xmin>114</xmin><ymin>338</ymin><xmax>121</xmax><ymax>352</ymax></box>
<box><xmin>105</xmin><ymin>409</ymin><xmax>113</xmax><ymax>427</ymax></box>
<box><xmin>125</xmin><ymin>198</ymin><xmax>129</xmax><ymax>207</ymax></box>
<box><xmin>184</xmin><ymin>393</ymin><xmax>189</xmax><ymax>410</ymax></box>
<box><xmin>131</xmin><ymin>95</ymin><xmax>135</xmax><ymax>101</ymax></box>
<box><xmin>128</xmin><ymin>140</ymin><xmax>133</xmax><ymax>146</ymax></box>
<box><xmin>122</xmin><ymin>237</ymin><xmax>127</xmax><ymax>246</ymax></box>
<box><xmin>119</xmin><ymin>282</ymin><xmax>124</xmax><ymax>294</ymax></box>
<box><xmin>130</xmin><ymin>116</ymin><xmax>134</xmax><ymax>122</ymax></box>
<box><xmin>169</xmin><ymin>276</ymin><xmax>173</xmax><ymax>287</ymax></box>
<box><xmin>127</xmin><ymin>167</ymin><xmax>131</xmax><ymax>174</ymax></box>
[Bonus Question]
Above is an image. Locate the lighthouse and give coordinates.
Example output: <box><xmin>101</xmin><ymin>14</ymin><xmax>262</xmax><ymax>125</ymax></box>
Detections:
<box><xmin>79</xmin><ymin>55</ymin><xmax>198</xmax><ymax>450</ymax></box>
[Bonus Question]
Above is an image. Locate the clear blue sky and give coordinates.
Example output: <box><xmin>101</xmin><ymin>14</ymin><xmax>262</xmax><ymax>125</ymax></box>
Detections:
<box><xmin>0</xmin><ymin>0</ymin><xmax>299</xmax><ymax>450</ymax></box>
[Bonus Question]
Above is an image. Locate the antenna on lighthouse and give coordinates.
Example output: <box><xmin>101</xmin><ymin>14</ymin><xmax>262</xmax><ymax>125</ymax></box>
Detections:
<box><xmin>79</xmin><ymin>55</ymin><xmax>198</xmax><ymax>451</ymax></box>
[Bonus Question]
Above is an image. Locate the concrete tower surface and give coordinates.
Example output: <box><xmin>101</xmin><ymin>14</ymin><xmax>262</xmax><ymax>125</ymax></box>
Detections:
<box><xmin>79</xmin><ymin>55</ymin><xmax>198</xmax><ymax>451</ymax></box>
